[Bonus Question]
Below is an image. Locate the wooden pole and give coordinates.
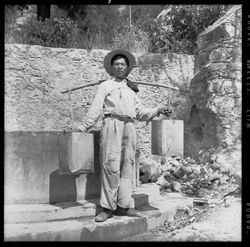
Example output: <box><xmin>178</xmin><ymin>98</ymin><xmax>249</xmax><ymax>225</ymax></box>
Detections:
<box><xmin>61</xmin><ymin>80</ymin><xmax>187</xmax><ymax>94</ymax></box>
<box><xmin>61</xmin><ymin>82</ymin><xmax>101</xmax><ymax>94</ymax></box>
<box><xmin>129</xmin><ymin>5</ymin><xmax>132</xmax><ymax>32</ymax></box>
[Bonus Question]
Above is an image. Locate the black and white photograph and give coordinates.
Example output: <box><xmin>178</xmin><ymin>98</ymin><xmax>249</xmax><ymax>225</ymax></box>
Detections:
<box><xmin>4</xmin><ymin>3</ymin><xmax>246</xmax><ymax>242</ymax></box>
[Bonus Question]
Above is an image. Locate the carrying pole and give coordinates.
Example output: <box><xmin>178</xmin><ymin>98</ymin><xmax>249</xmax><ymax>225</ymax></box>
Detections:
<box><xmin>61</xmin><ymin>80</ymin><xmax>187</xmax><ymax>94</ymax></box>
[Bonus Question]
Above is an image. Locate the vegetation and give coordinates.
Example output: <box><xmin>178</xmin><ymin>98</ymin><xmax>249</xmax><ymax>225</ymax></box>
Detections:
<box><xmin>149</xmin><ymin>5</ymin><xmax>231</xmax><ymax>54</ymax></box>
<box><xmin>5</xmin><ymin>4</ymin><xmax>232</xmax><ymax>54</ymax></box>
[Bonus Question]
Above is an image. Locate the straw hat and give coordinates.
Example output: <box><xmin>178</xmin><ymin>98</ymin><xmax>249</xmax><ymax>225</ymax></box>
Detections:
<box><xmin>104</xmin><ymin>49</ymin><xmax>136</xmax><ymax>77</ymax></box>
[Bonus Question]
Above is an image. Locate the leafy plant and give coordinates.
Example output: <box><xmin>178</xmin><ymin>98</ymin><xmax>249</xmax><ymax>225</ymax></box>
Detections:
<box><xmin>112</xmin><ymin>24</ymin><xmax>150</xmax><ymax>53</ymax></box>
<box><xmin>5</xmin><ymin>5</ymin><xmax>24</xmax><ymax>43</ymax></box>
<box><xmin>5</xmin><ymin>4</ymin><xmax>232</xmax><ymax>54</ymax></box>
<box><xmin>14</xmin><ymin>16</ymin><xmax>79</xmax><ymax>48</ymax></box>
<box><xmin>147</xmin><ymin>5</ymin><xmax>231</xmax><ymax>54</ymax></box>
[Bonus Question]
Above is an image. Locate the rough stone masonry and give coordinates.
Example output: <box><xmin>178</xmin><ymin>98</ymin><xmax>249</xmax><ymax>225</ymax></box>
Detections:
<box><xmin>4</xmin><ymin>45</ymin><xmax>194</xmax><ymax>159</ymax></box>
<box><xmin>4</xmin><ymin>5</ymin><xmax>241</xmax><ymax>172</ymax></box>
<box><xmin>188</xmin><ymin>5</ymin><xmax>241</xmax><ymax>173</ymax></box>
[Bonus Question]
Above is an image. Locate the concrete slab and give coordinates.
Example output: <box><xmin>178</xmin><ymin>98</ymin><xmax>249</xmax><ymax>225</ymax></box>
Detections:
<box><xmin>4</xmin><ymin>199</ymin><xmax>99</xmax><ymax>224</ymax></box>
<box><xmin>5</xmin><ymin>184</ymin><xmax>160</xmax><ymax>224</ymax></box>
<box><xmin>4</xmin><ymin>194</ymin><xmax>194</xmax><ymax>241</ymax></box>
<box><xmin>4</xmin><ymin>131</ymin><xmax>101</xmax><ymax>204</ymax></box>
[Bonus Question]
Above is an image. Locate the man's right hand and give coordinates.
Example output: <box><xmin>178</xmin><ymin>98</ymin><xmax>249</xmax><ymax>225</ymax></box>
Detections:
<box><xmin>64</xmin><ymin>125</ymin><xmax>86</xmax><ymax>132</ymax></box>
<box><xmin>75</xmin><ymin>125</ymin><xmax>86</xmax><ymax>132</ymax></box>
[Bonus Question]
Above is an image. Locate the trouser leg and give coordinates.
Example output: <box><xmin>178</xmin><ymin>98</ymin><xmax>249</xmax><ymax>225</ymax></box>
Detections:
<box><xmin>117</xmin><ymin>122</ymin><xmax>136</xmax><ymax>208</ymax></box>
<box><xmin>100</xmin><ymin>118</ymin><xmax>124</xmax><ymax>211</ymax></box>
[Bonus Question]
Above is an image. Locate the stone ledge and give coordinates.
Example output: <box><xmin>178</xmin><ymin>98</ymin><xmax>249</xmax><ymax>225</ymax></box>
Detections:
<box><xmin>4</xmin><ymin>194</ymin><xmax>193</xmax><ymax>241</ymax></box>
<box><xmin>5</xmin><ymin>184</ymin><xmax>160</xmax><ymax>224</ymax></box>
<box><xmin>4</xmin><ymin>199</ymin><xmax>99</xmax><ymax>224</ymax></box>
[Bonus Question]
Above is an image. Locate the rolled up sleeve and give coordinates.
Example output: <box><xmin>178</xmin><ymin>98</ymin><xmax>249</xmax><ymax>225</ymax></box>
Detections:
<box><xmin>135</xmin><ymin>94</ymin><xmax>158</xmax><ymax>122</ymax></box>
<box><xmin>80</xmin><ymin>83</ymin><xmax>107</xmax><ymax>131</ymax></box>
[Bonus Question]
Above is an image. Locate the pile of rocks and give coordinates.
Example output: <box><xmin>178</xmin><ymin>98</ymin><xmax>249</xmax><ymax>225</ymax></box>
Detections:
<box><xmin>150</xmin><ymin>155</ymin><xmax>241</xmax><ymax>200</ymax></box>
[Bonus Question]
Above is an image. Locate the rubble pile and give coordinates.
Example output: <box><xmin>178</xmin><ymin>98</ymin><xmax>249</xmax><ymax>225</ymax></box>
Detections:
<box><xmin>137</xmin><ymin>151</ymin><xmax>241</xmax><ymax>242</ymax></box>
<box><xmin>155</xmin><ymin>203</ymin><xmax>210</xmax><ymax>236</ymax></box>
<box><xmin>150</xmin><ymin>152</ymin><xmax>241</xmax><ymax>200</ymax></box>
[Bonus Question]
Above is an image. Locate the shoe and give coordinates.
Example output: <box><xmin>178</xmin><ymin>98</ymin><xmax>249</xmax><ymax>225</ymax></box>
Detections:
<box><xmin>95</xmin><ymin>208</ymin><xmax>113</xmax><ymax>222</ymax></box>
<box><xmin>113</xmin><ymin>206</ymin><xmax>141</xmax><ymax>217</ymax></box>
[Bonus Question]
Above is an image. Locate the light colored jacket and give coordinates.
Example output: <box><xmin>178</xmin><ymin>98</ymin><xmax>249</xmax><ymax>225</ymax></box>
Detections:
<box><xmin>80</xmin><ymin>77</ymin><xmax>158</xmax><ymax>131</ymax></box>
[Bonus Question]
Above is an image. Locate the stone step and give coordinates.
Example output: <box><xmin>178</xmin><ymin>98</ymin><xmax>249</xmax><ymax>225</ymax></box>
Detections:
<box><xmin>4</xmin><ymin>194</ymin><xmax>194</xmax><ymax>241</ymax></box>
<box><xmin>5</xmin><ymin>183</ymin><xmax>161</xmax><ymax>224</ymax></box>
<box><xmin>4</xmin><ymin>199</ymin><xmax>98</xmax><ymax>224</ymax></box>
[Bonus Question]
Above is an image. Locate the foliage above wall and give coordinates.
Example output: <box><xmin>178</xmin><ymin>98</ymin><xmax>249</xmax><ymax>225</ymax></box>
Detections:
<box><xmin>5</xmin><ymin>4</ymin><xmax>232</xmax><ymax>54</ymax></box>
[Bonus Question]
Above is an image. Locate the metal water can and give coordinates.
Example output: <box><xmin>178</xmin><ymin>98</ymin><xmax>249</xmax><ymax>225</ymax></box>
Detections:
<box><xmin>58</xmin><ymin>131</ymin><xmax>94</xmax><ymax>174</ymax></box>
<box><xmin>151</xmin><ymin>119</ymin><xmax>184</xmax><ymax>157</ymax></box>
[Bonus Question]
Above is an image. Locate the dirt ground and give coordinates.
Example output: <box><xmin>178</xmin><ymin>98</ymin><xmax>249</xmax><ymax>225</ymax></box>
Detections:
<box><xmin>124</xmin><ymin>198</ymin><xmax>241</xmax><ymax>242</ymax></box>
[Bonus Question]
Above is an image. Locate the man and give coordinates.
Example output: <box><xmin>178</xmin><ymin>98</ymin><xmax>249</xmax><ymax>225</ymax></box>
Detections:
<box><xmin>77</xmin><ymin>49</ymin><xmax>171</xmax><ymax>222</ymax></box>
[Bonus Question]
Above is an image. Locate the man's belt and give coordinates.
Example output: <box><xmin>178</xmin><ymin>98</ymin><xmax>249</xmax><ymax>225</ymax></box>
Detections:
<box><xmin>104</xmin><ymin>113</ymin><xmax>135</xmax><ymax>123</ymax></box>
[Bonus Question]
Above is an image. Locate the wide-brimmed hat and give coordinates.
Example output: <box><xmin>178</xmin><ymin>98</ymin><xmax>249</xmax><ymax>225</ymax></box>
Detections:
<box><xmin>104</xmin><ymin>49</ymin><xmax>136</xmax><ymax>77</ymax></box>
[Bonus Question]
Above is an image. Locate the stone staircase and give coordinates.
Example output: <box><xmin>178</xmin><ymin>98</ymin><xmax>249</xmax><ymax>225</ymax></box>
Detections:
<box><xmin>4</xmin><ymin>184</ymin><xmax>194</xmax><ymax>241</ymax></box>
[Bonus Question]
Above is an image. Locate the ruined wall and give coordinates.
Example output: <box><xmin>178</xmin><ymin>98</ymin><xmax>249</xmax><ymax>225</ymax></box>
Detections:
<box><xmin>5</xmin><ymin>45</ymin><xmax>194</xmax><ymax>158</ymax></box>
<box><xmin>188</xmin><ymin>5</ymin><xmax>242</xmax><ymax>172</ymax></box>
<box><xmin>4</xmin><ymin>6</ymin><xmax>242</xmax><ymax>167</ymax></box>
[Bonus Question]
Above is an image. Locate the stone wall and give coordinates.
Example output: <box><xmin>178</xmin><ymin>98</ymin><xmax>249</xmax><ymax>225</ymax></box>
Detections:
<box><xmin>188</xmin><ymin>5</ymin><xmax>242</xmax><ymax>172</ymax></box>
<box><xmin>4</xmin><ymin>6</ymin><xmax>242</xmax><ymax>169</ymax></box>
<box><xmin>5</xmin><ymin>45</ymin><xmax>194</xmax><ymax>158</ymax></box>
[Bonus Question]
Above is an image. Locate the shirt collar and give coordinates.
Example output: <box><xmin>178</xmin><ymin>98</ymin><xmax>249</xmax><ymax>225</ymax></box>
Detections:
<box><xmin>111</xmin><ymin>76</ymin><xmax>127</xmax><ymax>83</ymax></box>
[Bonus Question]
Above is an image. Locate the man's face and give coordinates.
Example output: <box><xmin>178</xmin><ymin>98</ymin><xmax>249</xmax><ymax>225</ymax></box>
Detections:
<box><xmin>111</xmin><ymin>57</ymin><xmax>128</xmax><ymax>79</ymax></box>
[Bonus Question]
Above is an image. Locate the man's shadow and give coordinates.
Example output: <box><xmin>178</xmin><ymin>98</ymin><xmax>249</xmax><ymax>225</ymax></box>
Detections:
<box><xmin>84</xmin><ymin>131</ymin><xmax>102</xmax><ymax>215</ymax></box>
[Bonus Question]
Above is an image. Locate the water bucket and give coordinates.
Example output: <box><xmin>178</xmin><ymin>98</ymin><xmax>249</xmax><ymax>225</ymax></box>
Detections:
<box><xmin>151</xmin><ymin>119</ymin><xmax>184</xmax><ymax>157</ymax></box>
<box><xmin>58</xmin><ymin>131</ymin><xmax>94</xmax><ymax>174</ymax></box>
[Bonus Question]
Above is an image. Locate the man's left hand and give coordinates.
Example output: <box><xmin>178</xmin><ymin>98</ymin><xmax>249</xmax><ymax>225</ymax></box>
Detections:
<box><xmin>157</xmin><ymin>106</ymin><xmax>173</xmax><ymax>117</ymax></box>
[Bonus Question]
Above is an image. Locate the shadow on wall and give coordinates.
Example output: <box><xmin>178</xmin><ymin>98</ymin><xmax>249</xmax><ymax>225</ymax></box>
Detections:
<box><xmin>185</xmin><ymin>104</ymin><xmax>219</xmax><ymax>159</ymax></box>
<box><xmin>49</xmin><ymin>131</ymin><xmax>101</xmax><ymax>205</ymax></box>
<box><xmin>49</xmin><ymin>170</ymin><xmax>80</xmax><ymax>203</ymax></box>
<box><xmin>189</xmin><ymin>105</ymin><xmax>204</xmax><ymax>142</ymax></box>
<box><xmin>184</xmin><ymin>105</ymin><xmax>203</xmax><ymax>159</ymax></box>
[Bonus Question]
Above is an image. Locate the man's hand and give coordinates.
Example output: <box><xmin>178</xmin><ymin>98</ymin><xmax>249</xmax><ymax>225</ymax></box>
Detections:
<box><xmin>75</xmin><ymin>125</ymin><xmax>86</xmax><ymax>132</ymax></box>
<box><xmin>64</xmin><ymin>125</ymin><xmax>86</xmax><ymax>132</ymax></box>
<box><xmin>157</xmin><ymin>106</ymin><xmax>173</xmax><ymax>117</ymax></box>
